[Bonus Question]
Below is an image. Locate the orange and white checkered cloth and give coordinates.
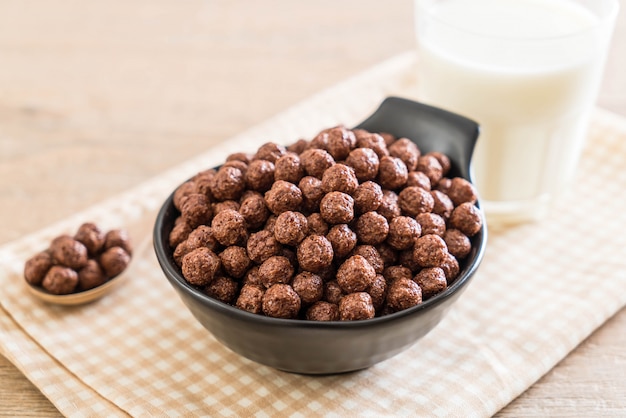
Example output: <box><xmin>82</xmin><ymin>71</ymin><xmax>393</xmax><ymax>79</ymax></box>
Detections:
<box><xmin>2</xmin><ymin>52</ymin><xmax>626</xmax><ymax>417</ymax></box>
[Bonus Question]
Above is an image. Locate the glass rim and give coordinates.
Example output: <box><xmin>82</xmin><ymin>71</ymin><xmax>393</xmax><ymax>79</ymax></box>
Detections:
<box><xmin>416</xmin><ymin>0</ymin><xmax>620</xmax><ymax>42</ymax></box>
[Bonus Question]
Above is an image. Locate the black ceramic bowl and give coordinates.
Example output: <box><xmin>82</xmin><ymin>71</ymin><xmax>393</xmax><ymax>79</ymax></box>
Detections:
<box><xmin>153</xmin><ymin>97</ymin><xmax>487</xmax><ymax>374</ymax></box>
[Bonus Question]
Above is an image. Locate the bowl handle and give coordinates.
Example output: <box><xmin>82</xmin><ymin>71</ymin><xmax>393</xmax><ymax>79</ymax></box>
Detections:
<box><xmin>355</xmin><ymin>97</ymin><xmax>480</xmax><ymax>181</ymax></box>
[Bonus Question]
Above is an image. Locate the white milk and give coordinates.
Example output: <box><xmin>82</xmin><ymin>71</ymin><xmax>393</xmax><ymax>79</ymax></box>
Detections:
<box><xmin>416</xmin><ymin>0</ymin><xmax>615</xmax><ymax>224</ymax></box>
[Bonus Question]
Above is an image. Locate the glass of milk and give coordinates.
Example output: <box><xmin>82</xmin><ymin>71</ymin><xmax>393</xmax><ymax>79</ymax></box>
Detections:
<box><xmin>415</xmin><ymin>0</ymin><xmax>619</xmax><ymax>227</ymax></box>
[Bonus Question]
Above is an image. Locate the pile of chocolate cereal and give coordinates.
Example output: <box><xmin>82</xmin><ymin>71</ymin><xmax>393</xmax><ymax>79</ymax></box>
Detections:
<box><xmin>168</xmin><ymin>126</ymin><xmax>482</xmax><ymax>321</ymax></box>
<box><xmin>24</xmin><ymin>223</ymin><xmax>132</xmax><ymax>295</ymax></box>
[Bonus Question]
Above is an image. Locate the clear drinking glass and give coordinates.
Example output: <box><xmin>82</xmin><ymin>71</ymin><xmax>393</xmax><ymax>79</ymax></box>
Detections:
<box><xmin>415</xmin><ymin>0</ymin><xmax>619</xmax><ymax>227</ymax></box>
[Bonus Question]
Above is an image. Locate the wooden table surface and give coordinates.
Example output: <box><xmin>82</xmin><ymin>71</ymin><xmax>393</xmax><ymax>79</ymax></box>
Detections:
<box><xmin>1</xmin><ymin>1</ymin><xmax>625</xmax><ymax>416</ymax></box>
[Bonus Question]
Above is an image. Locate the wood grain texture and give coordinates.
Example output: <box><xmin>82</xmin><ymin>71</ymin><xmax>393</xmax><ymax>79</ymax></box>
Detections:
<box><xmin>1</xmin><ymin>0</ymin><xmax>624</xmax><ymax>416</ymax></box>
<box><xmin>0</xmin><ymin>360</ymin><xmax>61</xmax><ymax>417</ymax></box>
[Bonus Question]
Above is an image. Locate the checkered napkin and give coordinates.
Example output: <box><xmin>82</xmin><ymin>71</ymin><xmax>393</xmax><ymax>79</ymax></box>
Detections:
<box><xmin>2</xmin><ymin>52</ymin><xmax>626</xmax><ymax>417</ymax></box>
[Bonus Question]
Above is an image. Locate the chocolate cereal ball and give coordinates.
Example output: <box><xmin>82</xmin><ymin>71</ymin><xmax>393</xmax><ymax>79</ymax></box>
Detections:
<box><xmin>24</xmin><ymin>251</ymin><xmax>53</xmax><ymax>286</ymax></box>
<box><xmin>307</xmin><ymin>213</ymin><xmax>329</xmax><ymax>235</ymax></box>
<box><xmin>247</xmin><ymin>230</ymin><xmax>282</xmax><ymax>264</ymax></box>
<box><xmin>430</xmin><ymin>190</ymin><xmax>455</xmax><ymax>220</ymax></box>
<box><xmin>413</xmin><ymin>234</ymin><xmax>449</xmax><ymax>268</ymax></box>
<box><xmin>443</xmin><ymin>229</ymin><xmax>472</xmax><ymax>259</ymax></box>
<box><xmin>180</xmin><ymin>193</ymin><xmax>213</xmax><ymax>229</ymax></box>
<box><xmin>351</xmin><ymin>245</ymin><xmax>385</xmax><ymax>274</ymax></box>
<box><xmin>416</xmin><ymin>155</ymin><xmax>443</xmax><ymax>184</ymax></box>
<box><xmin>398</xmin><ymin>186</ymin><xmax>435</xmax><ymax>217</ymax></box>
<box><xmin>353</xmin><ymin>181</ymin><xmax>383</xmax><ymax>214</ymax></box>
<box><xmin>192</xmin><ymin>169</ymin><xmax>216</xmax><ymax>200</ymax></box>
<box><xmin>226</xmin><ymin>152</ymin><xmax>252</xmax><ymax>164</ymax></box>
<box><xmin>323</xmin><ymin>280</ymin><xmax>344</xmax><ymax>305</ymax></box>
<box><xmin>355</xmin><ymin>211</ymin><xmax>389</xmax><ymax>245</ymax></box>
<box><xmin>262</xmin><ymin>284</ymin><xmax>301</xmax><ymax>319</ymax></box>
<box><xmin>242</xmin><ymin>266</ymin><xmax>263</xmax><ymax>286</ymax></box>
<box><xmin>77</xmin><ymin>259</ymin><xmax>108</xmax><ymax>290</ymax></box>
<box><xmin>264</xmin><ymin>215</ymin><xmax>277</xmax><ymax>234</ymax></box>
<box><xmin>413</xmin><ymin>267</ymin><xmax>447</xmax><ymax>300</ymax></box>
<box><xmin>103</xmin><ymin>229</ymin><xmax>132</xmax><ymax>255</ymax></box>
<box><xmin>308</xmin><ymin>130</ymin><xmax>330</xmax><ymax>150</ymax></box>
<box><xmin>235</xmin><ymin>284</ymin><xmax>265</xmax><ymax>314</ymax></box>
<box><xmin>204</xmin><ymin>276</ymin><xmax>239</xmax><ymax>304</ymax></box>
<box><xmin>321</xmin><ymin>164</ymin><xmax>358</xmax><ymax>195</ymax></box>
<box><xmin>435</xmin><ymin>177</ymin><xmax>452</xmax><ymax>195</ymax></box>
<box><xmin>441</xmin><ymin>252</ymin><xmax>460</xmax><ymax>284</ymax></box>
<box><xmin>274</xmin><ymin>152</ymin><xmax>304</xmax><ymax>184</ymax></box>
<box><xmin>377</xmin><ymin>190</ymin><xmax>401</xmax><ymax>221</ymax></box>
<box><xmin>212</xmin><ymin>209</ymin><xmax>247</xmax><ymax>246</ymax></box>
<box><xmin>387</xmin><ymin>216</ymin><xmax>421</xmax><ymax>250</ymax></box>
<box><xmin>292</xmin><ymin>271</ymin><xmax>324</xmax><ymax>305</ymax></box>
<box><xmin>378</xmin><ymin>156</ymin><xmax>408</xmax><ymax>190</ymax></box>
<box><xmin>181</xmin><ymin>247</ymin><xmax>221</xmax><ymax>287</ymax></box>
<box><xmin>222</xmin><ymin>159</ymin><xmax>248</xmax><ymax>176</ymax></box>
<box><xmin>254</xmin><ymin>142</ymin><xmax>286</xmax><ymax>163</ymax></box>
<box><xmin>345</xmin><ymin>148</ymin><xmax>380</xmax><ymax>181</ymax></box>
<box><xmin>388</xmin><ymin>138</ymin><xmax>420</xmax><ymax>171</ymax></box>
<box><xmin>50</xmin><ymin>235</ymin><xmax>88</xmax><ymax>270</ymax></box>
<box><xmin>264</xmin><ymin>180</ymin><xmax>303</xmax><ymax>215</ymax></box>
<box><xmin>74</xmin><ymin>222</ymin><xmax>105</xmax><ymax>256</ymax></box>
<box><xmin>212</xmin><ymin>200</ymin><xmax>240</xmax><ymax>215</ymax></box>
<box><xmin>416</xmin><ymin>213</ymin><xmax>446</xmax><ymax>237</ymax></box>
<box><xmin>376</xmin><ymin>242</ymin><xmax>398</xmax><ymax>267</ymax></box>
<box><xmin>210</xmin><ymin>166</ymin><xmax>246</xmax><ymax>201</ymax></box>
<box><xmin>326</xmin><ymin>224</ymin><xmax>357</xmax><ymax>259</ymax></box>
<box><xmin>398</xmin><ymin>248</ymin><xmax>421</xmax><ymax>273</ymax></box>
<box><xmin>188</xmin><ymin>225</ymin><xmax>220</xmax><ymax>251</ymax></box>
<box><xmin>383</xmin><ymin>265</ymin><xmax>413</xmax><ymax>284</ymax></box>
<box><xmin>42</xmin><ymin>266</ymin><xmax>78</xmax><ymax>295</ymax></box>
<box><xmin>449</xmin><ymin>202</ymin><xmax>483</xmax><ymax>237</ymax></box>
<box><xmin>274</xmin><ymin>211</ymin><xmax>308</xmax><ymax>246</ymax></box>
<box><xmin>339</xmin><ymin>292</ymin><xmax>375</xmax><ymax>321</ymax></box>
<box><xmin>287</xmin><ymin>139</ymin><xmax>309</xmax><ymax>154</ymax></box>
<box><xmin>368</xmin><ymin>274</ymin><xmax>387</xmax><ymax>312</ymax></box>
<box><xmin>325</xmin><ymin>126</ymin><xmax>357</xmax><ymax>160</ymax></box>
<box><xmin>336</xmin><ymin>255</ymin><xmax>376</xmax><ymax>293</ymax></box>
<box><xmin>306</xmin><ymin>301</ymin><xmax>339</xmax><ymax>321</ymax></box>
<box><xmin>239</xmin><ymin>192</ymin><xmax>270</xmax><ymax>230</ymax></box>
<box><xmin>219</xmin><ymin>246</ymin><xmax>251</xmax><ymax>279</ymax></box>
<box><xmin>100</xmin><ymin>247</ymin><xmax>131</xmax><ymax>278</ymax></box>
<box><xmin>173</xmin><ymin>180</ymin><xmax>197</xmax><ymax>211</ymax></box>
<box><xmin>386</xmin><ymin>277</ymin><xmax>422</xmax><ymax>312</ymax></box>
<box><xmin>297</xmin><ymin>235</ymin><xmax>334</xmax><ymax>273</ymax></box>
<box><xmin>168</xmin><ymin>217</ymin><xmax>192</xmax><ymax>248</ymax></box>
<box><xmin>173</xmin><ymin>225</ymin><xmax>219</xmax><ymax>266</ymax></box>
<box><xmin>447</xmin><ymin>177</ymin><xmax>479</xmax><ymax>206</ymax></box>
<box><xmin>406</xmin><ymin>171</ymin><xmax>431</xmax><ymax>190</ymax></box>
<box><xmin>281</xmin><ymin>245</ymin><xmax>298</xmax><ymax>266</ymax></box>
<box><xmin>245</xmin><ymin>159</ymin><xmax>275</xmax><ymax>192</ymax></box>
<box><xmin>298</xmin><ymin>176</ymin><xmax>325</xmax><ymax>212</ymax></box>
<box><xmin>320</xmin><ymin>191</ymin><xmax>354</xmax><ymax>225</ymax></box>
<box><xmin>316</xmin><ymin>265</ymin><xmax>337</xmax><ymax>283</ymax></box>
<box><xmin>355</xmin><ymin>132</ymin><xmax>389</xmax><ymax>158</ymax></box>
<box><xmin>380</xmin><ymin>131</ymin><xmax>396</xmax><ymax>147</ymax></box>
<box><xmin>300</xmin><ymin>148</ymin><xmax>335</xmax><ymax>179</ymax></box>
<box><xmin>259</xmin><ymin>256</ymin><xmax>295</xmax><ymax>288</ymax></box>
<box><xmin>427</xmin><ymin>151</ymin><xmax>451</xmax><ymax>176</ymax></box>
